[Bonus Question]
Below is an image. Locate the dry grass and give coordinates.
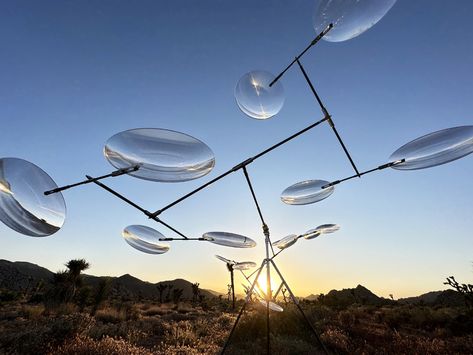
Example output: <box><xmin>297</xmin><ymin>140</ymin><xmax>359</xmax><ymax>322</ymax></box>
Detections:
<box><xmin>0</xmin><ymin>299</ymin><xmax>472</xmax><ymax>354</ymax></box>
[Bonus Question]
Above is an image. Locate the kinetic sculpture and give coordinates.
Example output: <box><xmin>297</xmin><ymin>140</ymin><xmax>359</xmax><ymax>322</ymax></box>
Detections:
<box><xmin>1</xmin><ymin>1</ymin><xmax>472</xmax><ymax>353</ymax></box>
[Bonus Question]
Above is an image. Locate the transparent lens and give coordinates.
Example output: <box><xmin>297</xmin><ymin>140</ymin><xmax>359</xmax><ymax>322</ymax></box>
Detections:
<box><xmin>122</xmin><ymin>225</ymin><xmax>170</xmax><ymax>254</ymax></box>
<box><xmin>215</xmin><ymin>254</ymin><xmax>235</xmax><ymax>265</ymax></box>
<box><xmin>105</xmin><ymin>128</ymin><xmax>215</xmax><ymax>182</ymax></box>
<box><xmin>303</xmin><ymin>229</ymin><xmax>322</xmax><ymax>240</ymax></box>
<box><xmin>235</xmin><ymin>71</ymin><xmax>284</xmax><ymax>120</ymax></box>
<box><xmin>203</xmin><ymin>231</ymin><xmax>257</xmax><ymax>248</ymax></box>
<box><xmin>313</xmin><ymin>0</ymin><xmax>397</xmax><ymax>42</ymax></box>
<box><xmin>315</xmin><ymin>223</ymin><xmax>340</xmax><ymax>234</ymax></box>
<box><xmin>390</xmin><ymin>126</ymin><xmax>473</xmax><ymax>170</ymax></box>
<box><xmin>281</xmin><ymin>179</ymin><xmax>334</xmax><ymax>205</ymax></box>
<box><xmin>0</xmin><ymin>158</ymin><xmax>66</xmax><ymax>237</ymax></box>
<box><xmin>272</xmin><ymin>234</ymin><xmax>299</xmax><ymax>250</ymax></box>
<box><xmin>233</xmin><ymin>261</ymin><xmax>257</xmax><ymax>270</ymax></box>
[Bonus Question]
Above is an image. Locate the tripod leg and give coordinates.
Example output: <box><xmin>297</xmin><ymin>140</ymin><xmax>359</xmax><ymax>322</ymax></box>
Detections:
<box><xmin>221</xmin><ymin>260</ymin><xmax>266</xmax><ymax>354</ymax></box>
<box><xmin>270</xmin><ymin>260</ymin><xmax>329</xmax><ymax>355</ymax></box>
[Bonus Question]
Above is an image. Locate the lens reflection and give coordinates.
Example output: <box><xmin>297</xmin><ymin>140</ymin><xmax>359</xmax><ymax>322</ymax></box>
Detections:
<box><xmin>313</xmin><ymin>0</ymin><xmax>397</xmax><ymax>42</ymax></box>
<box><xmin>259</xmin><ymin>300</ymin><xmax>284</xmax><ymax>312</ymax></box>
<box><xmin>203</xmin><ymin>231</ymin><xmax>257</xmax><ymax>248</ymax></box>
<box><xmin>390</xmin><ymin>126</ymin><xmax>473</xmax><ymax>170</ymax></box>
<box><xmin>0</xmin><ymin>158</ymin><xmax>66</xmax><ymax>237</ymax></box>
<box><xmin>122</xmin><ymin>225</ymin><xmax>170</xmax><ymax>254</ymax></box>
<box><xmin>235</xmin><ymin>71</ymin><xmax>284</xmax><ymax>120</ymax></box>
<box><xmin>281</xmin><ymin>179</ymin><xmax>334</xmax><ymax>205</ymax></box>
<box><xmin>104</xmin><ymin>128</ymin><xmax>215</xmax><ymax>182</ymax></box>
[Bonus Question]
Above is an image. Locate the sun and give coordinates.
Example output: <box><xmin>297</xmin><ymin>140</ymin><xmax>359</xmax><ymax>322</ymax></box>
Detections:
<box><xmin>256</xmin><ymin>271</ymin><xmax>280</xmax><ymax>299</ymax></box>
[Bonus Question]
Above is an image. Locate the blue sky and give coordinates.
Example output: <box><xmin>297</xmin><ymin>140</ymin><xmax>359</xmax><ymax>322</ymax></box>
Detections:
<box><xmin>1</xmin><ymin>0</ymin><xmax>472</xmax><ymax>298</ymax></box>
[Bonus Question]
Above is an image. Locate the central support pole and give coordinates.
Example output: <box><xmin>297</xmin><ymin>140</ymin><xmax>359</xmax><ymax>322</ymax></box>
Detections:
<box><xmin>230</xmin><ymin>267</ymin><xmax>235</xmax><ymax>310</ymax></box>
<box><xmin>263</xmin><ymin>225</ymin><xmax>272</xmax><ymax>355</ymax></box>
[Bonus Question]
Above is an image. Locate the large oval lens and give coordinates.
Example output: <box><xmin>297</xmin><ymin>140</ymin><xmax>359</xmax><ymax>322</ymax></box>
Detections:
<box><xmin>235</xmin><ymin>71</ymin><xmax>284</xmax><ymax>120</ymax></box>
<box><xmin>0</xmin><ymin>158</ymin><xmax>66</xmax><ymax>237</ymax></box>
<box><xmin>281</xmin><ymin>180</ymin><xmax>334</xmax><ymax>205</ymax></box>
<box><xmin>203</xmin><ymin>231</ymin><xmax>257</xmax><ymax>248</ymax></box>
<box><xmin>272</xmin><ymin>234</ymin><xmax>299</xmax><ymax>250</ymax></box>
<box><xmin>389</xmin><ymin>126</ymin><xmax>473</xmax><ymax>170</ymax></box>
<box><xmin>104</xmin><ymin>128</ymin><xmax>215</xmax><ymax>182</ymax></box>
<box><xmin>313</xmin><ymin>0</ymin><xmax>397</xmax><ymax>42</ymax></box>
<box><xmin>122</xmin><ymin>225</ymin><xmax>170</xmax><ymax>254</ymax></box>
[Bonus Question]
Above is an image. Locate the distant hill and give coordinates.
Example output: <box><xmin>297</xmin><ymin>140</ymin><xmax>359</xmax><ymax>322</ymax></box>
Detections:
<box><xmin>320</xmin><ymin>285</ymin><xmax>392</xmax><ymax>307</ymax></box>
<box><xmin>0</xmin><ymin>259</ymin><xmax>215</xmax><ymax>301</ymax></box>
<box><xmin>399</xmin><ymin>290</ymin><xmax>466</xmax><ymax>307</ymax></box>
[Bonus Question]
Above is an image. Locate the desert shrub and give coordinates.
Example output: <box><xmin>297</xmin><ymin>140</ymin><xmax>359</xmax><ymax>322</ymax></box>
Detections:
<box><xmin>142</xmin><ymin>305</ymin><xmax>167</xmax><ymax>317</ymax></box>
<box><xmin>95</xmin><ymin>307</ymin><xmax>127</xmax><ymax>323</ymax></box>
<box><xmin>0</xmin><ymin>289</ymin><xmax>20</xmax><ymax>303</ymax></box>
<box><xmin>50</xmin><ymin>334</ymin><xmax>154</xmax><ymax>355</ymax></box>
<box><xmin>21</xmin><ymin>304</ymin><xmax>45</xmax><ymax>319</ymax></box>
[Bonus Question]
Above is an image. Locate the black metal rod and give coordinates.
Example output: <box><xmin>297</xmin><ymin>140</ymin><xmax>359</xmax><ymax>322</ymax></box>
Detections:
<box><xmin>269</xmin><ymin>23</ymin><xmax>333</xmax><ymax>87</ymax></box>
<box><xmin>86</xmin><ymin>176</ymin><xmax>191</xmax><ymax>240</ymax></box>
<box><xmin>242</xmin><ymin>166</ymin><xmax>266</xmax><ymax>226</ymax></box>
<box><xmin>44</xmin><ymin>165</ymin><xmax>139</xmax><ymax>195</ymax></box>
<box><xmin>295</xmin><ymin>58</ymin><xmax>328</xmax><ymax>116</ymax></box>
<box><xmin>330</xmin><ymin>123</ymin><xmax>361</xmax><ymax>177</ymax></box>
<box><xmin>231</xmin><ymin>268</ymin><xmax>235</xmax><ymax>310</ymax></box>
<box><xmin>322</xmin><ymin>159</ymin><xmax>406</xmax><ymax>189</ymax></box>
<box><xmin>270</xmin><ymin>259</ymin><xmax>329</xmax><ymax>354</ymax></box>
<box><xmin>151</xmin><ymin>116</ymin><xmax>327</xmax><ymax>217</ymax></box>
<box><xmin>159</xmin><ymin>237</ymin><xmax>205</xmax><ymax>241</ymax></box>
<box><xmin>295</xmin><ymin>58</ymin><xmax>360</xmax><ymax>177</ymax></box>
<box><xmin>221</xmin><ymin>260</ymin><xmax>266</xmax><ymax>354</ymax></box>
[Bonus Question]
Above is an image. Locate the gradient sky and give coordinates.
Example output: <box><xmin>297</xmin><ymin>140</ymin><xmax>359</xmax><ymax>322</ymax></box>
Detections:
<box><xmin>1</xmin><ymin>0</ymin><xmax>472</xmax><ymax>299</ymax></box>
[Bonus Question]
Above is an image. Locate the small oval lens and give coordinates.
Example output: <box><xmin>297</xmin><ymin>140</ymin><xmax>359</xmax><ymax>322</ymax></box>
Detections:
<box><xmin>122</xmin><ymin>225</ymin><xmax>170</xmax><ymax>254</ymax></box>
<box><xmin>281</xmin><ymin>180</ymin><xmax>334</xmax><ymax>205</ymax></box>
<box><xmin>203</xmin><ymin>231</ymin><xmax>257</xmax><ymax>248</ymax></box>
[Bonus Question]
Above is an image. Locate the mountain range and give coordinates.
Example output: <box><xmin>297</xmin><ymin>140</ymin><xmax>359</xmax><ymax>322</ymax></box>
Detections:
<box><xmin>0</xmin><ymin>259</ymin><xmax>465</xmax><ymax>306</ymax></box>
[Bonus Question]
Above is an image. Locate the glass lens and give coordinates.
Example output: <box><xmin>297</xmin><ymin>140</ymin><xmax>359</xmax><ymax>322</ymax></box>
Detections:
<box><xmin>215</xmin><ymin>254</ymin><xmax>235</xmax><ymax>265</ymax></box>
<box><xmin>303</xmin><ymin>229</ymin><xmax>322</xmax><ymax>240</ymax></box>
<box><xmin>104</xmin><ymin>128</ymin><xmax>215</xmax><ymax>182</ymax></box>
<box><xmin>122</xmin><ymin>225</ymin><xmax>170</xmax><ymax>254</ymax></box>
<box><xmin>235</xmin><ymin>71</ymin><xmax>284</xmax><ymax>120</ymax></box>
<box><xmin>203</xmin><ymin>231</ymin><xmax>257</xmax><ymax>248</ymax></box>
<box><xmin>313</xmin><ymin>0</ymin><xmax>397</xmax><ymax>42</ymax></box>
<box><xmin>389</xmin><ymin>126</ymin><xmax>473</xmax><ymax>170</ymax></box>
<box><xmin>0</xmin><ymin>158</ymin><xmax>66</xmax><ymax>237</ymax></box>
<box><xmin>233</xmin><ymin>261</ymin><xmax>257</xmax><ymax>270</ymax></box>
<box><xmin>259</xmin><ymin>300</ymin><xmax>284</xmax><ymax>312</ymax></box>
<box><xmin>273</xmin><ymin>234</ymin><xmax>299</xmax><ymax>250</ymax></box>
<box><xmin>315</xmin><ymin>223</ymin><xmax>340</xmax><ymax>234</ymax></box>
<box><xmin>281</xmin><ymin>179</ymin><xmax>334</xmax><ymax>205</ymax></box>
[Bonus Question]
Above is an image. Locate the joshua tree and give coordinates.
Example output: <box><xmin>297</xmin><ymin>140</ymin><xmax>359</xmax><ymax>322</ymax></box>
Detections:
<box><xmin>157</xmin><ymin>284</ymin><xmax>167</xmax><ymax>304</ymax></box>
<box><xmin>172</xmin><ymin>288</ymin><xmax>184</xmax><ymax>306</ymax></box>
<box><xmin>192</xmin><ymin>282</ymin><xmax>200</xmax><ymax>304</ymax></box>
<box><xmin>165</xmin><ymin>284</ymin><xmax>174</xmax><ymax>303</ymax></box>
<box><xmin>65</xmin><ymin>259</ymin><xmax>90</xmax><ymax>300</ymax></box>
<box><xmin>444</xmin><ymin>276</ymin><xmax>473</xmax><ymax>308</ymax></box>
<box><xmin>90</xmin><ymin>278</ymin><xmax>111</xmax><ymax>315</ymax></box>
